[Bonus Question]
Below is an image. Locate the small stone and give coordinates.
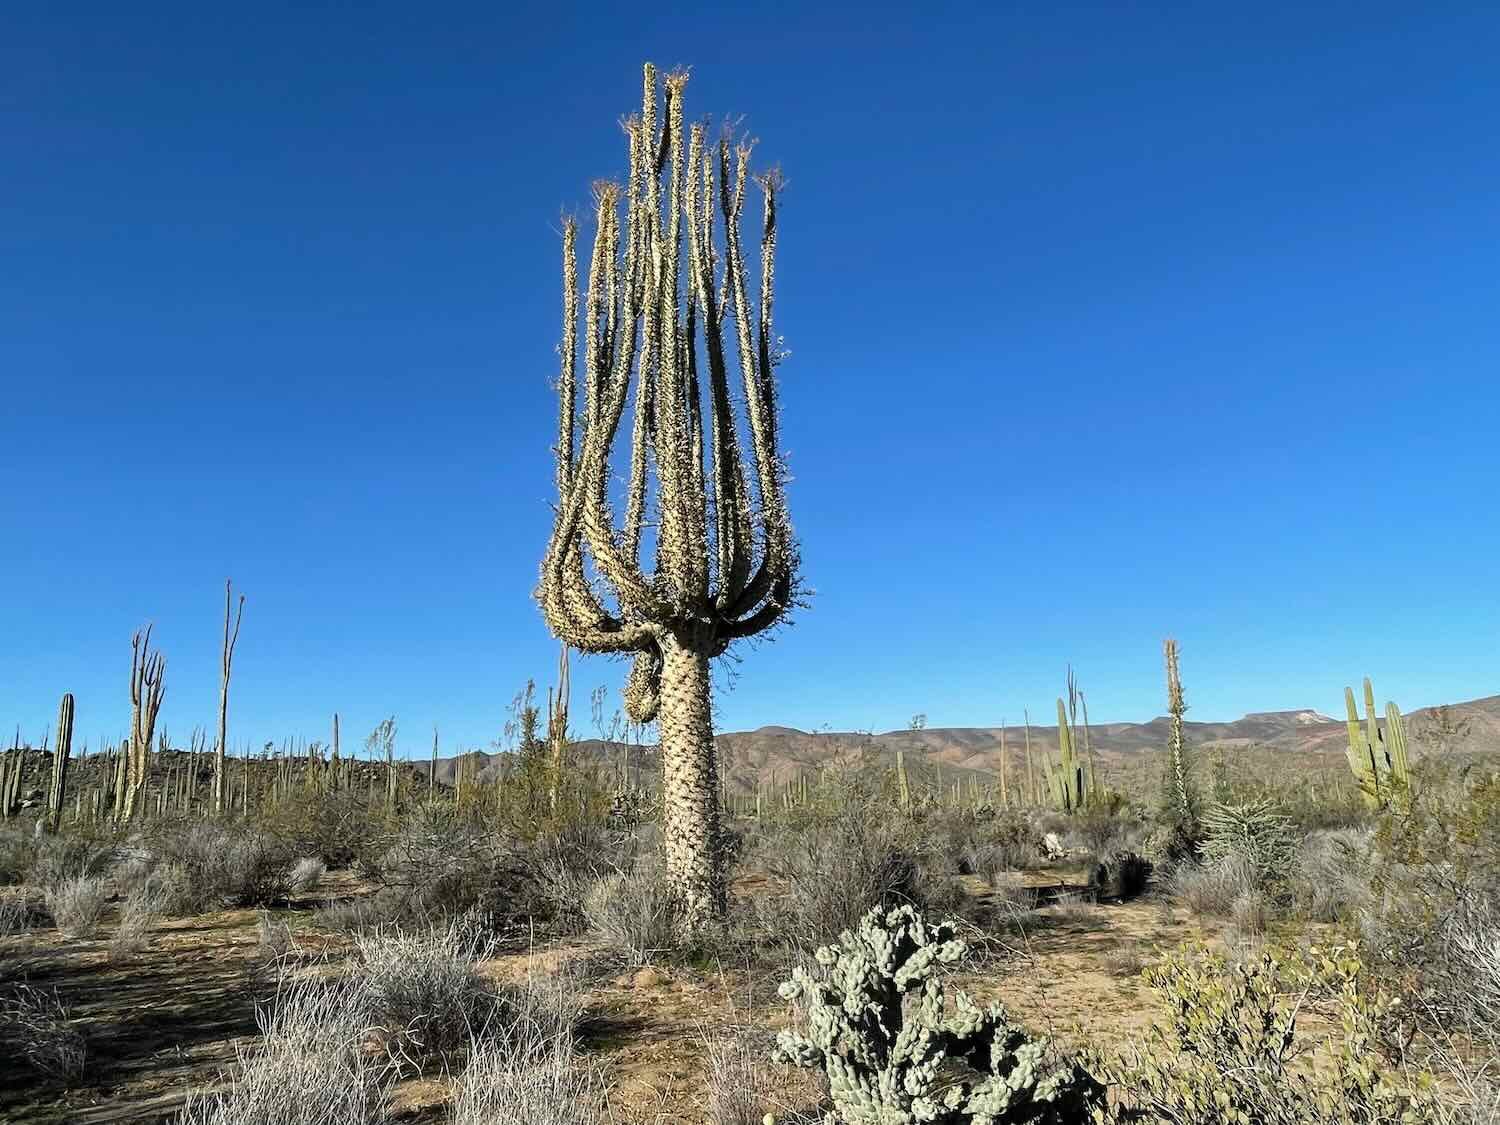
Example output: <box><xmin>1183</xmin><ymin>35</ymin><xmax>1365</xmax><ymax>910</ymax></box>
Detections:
<box><xmin>631</xmin><ymin>965</ymin><xmax>666</xmax><ymax>989</ymax></box>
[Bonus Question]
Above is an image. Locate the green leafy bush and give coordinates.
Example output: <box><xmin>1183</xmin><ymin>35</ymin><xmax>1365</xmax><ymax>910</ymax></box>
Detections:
<box><xmin>1091</xmin><ymin>941</ymin><xmax>1444</xmax><ymax>1124</ymax></box>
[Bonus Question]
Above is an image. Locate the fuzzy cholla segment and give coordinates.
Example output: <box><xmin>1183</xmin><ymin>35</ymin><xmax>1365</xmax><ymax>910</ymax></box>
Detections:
<box><xmin>774</xmin><ymin>906</ymin><xmax>1102</xmax><ymax>1125</ymax></box>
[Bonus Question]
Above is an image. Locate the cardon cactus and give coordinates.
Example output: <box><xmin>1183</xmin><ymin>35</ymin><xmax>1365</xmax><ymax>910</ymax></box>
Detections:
<box><xmin>1043</xmin><ymin>699</ymin><xmax>1087</xmax><ymax>813</ymax></box>
<box><xmin>1343</xmin><ymin>678</ymin><xmax>1410</xmax><ymax>811</ymax></box>
<box><xmin>773</xmin><ymin>905</ymin><xmax>1103</xmax><ymax>1124</ymax></box>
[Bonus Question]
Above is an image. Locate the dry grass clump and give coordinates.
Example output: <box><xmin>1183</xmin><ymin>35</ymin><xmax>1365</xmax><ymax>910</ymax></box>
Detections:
<box><xmin>1168</xmin><ymin>851</ymin><xmax>1260</xmax><ymax>917</ymax></box>
<box><xmin>45</xmin><ymin>873</ymin><xmax>108</xmax><ymax>938</ymax></box>
<box><xmin>0</xmin><ymin>982</ymin><xmax>87</xmax><ymax>1081</ymax></box>
<box><xmin>108</xmin><ymin>885</ymin><xmax>160</xmax><ymax>961</ymax></box>
<box><xmin>1290</xmin><ymin>827</ymin><xmax>1373</xmax><ymax>922</ymax></box>
<box><xmin>0</xmin><ymin>889</ymin><xmax>50</xmax><ymax>935</ymax></box>
<box><xmin>701</xmin><ymin>1026</ymin><xmax>786</xmax><ymax>1125</ymax></box>
<box><xmin>286</xmin><ymin>856</ymin><xmax>325</xmax><ymax>895</ymax></box>
<box><xmin>184</xmin><ymin>924</ymin><xmax>591</xmax><ymax>1124</ymax></box>
<box><xmin>354</xmin><ymin>925</ymin><xmax>501</xmax><ymax>1074</ymax></box>
<box><xmin>1049</xmin><ymin>890</ymin><xmax>1097</xmax><ymax>925</ymax></box>
<box><xmin>178</xmin><ymin>970</ymin><xmax>387</xmax><ymax>1125</ymax></box>
<box><xmin>581</xmin><ymin>865</ymin><xmax>677</xmax><ymax>967</ymax></box>
<box><xmin>450</xmin><ymin>1024</ymin><xmax>603</xmax><ymax>1125</ymax></box>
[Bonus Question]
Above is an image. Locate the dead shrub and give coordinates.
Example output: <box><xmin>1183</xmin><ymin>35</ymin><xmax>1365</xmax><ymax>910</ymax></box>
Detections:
<box><xmin>286</xmin><ymin>856</ymin><xmax>326</xmax><ymax>895</ymax></box>
<box><xmin>355</xmin><ymin>925</ymin><xmax>500</xmax><ymax>1074</ymax></box>
<box><xmin>108</xmin><ymin>886</ymin><xmax>159</xmax><ymax>962</ymax></box>
<box><xmin>45</xmin><ymin>873</ymin><xmax>107</xmax><ymax>938</ymax></box>
<box><xmin>178</xmin><ymin>970</ymin><xmax>386</xmax><ymax>1125</ymax></box>
<box><xmin>0</xmin><ymin>982</ymin><xmax>86</xmax><ymax>1081</ymax></box>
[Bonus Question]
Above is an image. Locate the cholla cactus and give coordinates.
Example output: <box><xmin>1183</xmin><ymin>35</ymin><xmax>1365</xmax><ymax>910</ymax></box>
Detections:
<box><xmin>538</xmin><ymin>64</ymin><xmax>800</xmax><ymax>928</ymax></box>
<box><xmin>773</xmin><ymin>906</ymin><xmax>1102</xmax><ymax>1124</ymax></box>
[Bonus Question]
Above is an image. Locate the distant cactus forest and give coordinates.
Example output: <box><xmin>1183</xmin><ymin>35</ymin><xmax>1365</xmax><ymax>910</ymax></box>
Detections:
<box><xmin>5</xmin><ymin>57</ymin><xmax>1497</xmax><ymax>1125</ymax></box>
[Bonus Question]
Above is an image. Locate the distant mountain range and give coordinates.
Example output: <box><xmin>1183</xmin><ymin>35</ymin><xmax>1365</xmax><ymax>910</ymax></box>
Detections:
<box><xmin>430</xmin><ymin>694</ymin><xmax>1500</xmax><ymax>798</ymax></box>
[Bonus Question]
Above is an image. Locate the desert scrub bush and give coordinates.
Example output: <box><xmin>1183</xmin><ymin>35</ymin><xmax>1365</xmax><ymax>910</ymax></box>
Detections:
<box><xmin>27</xmin><ymin>831</ymin><xmax>112</xmax><ymax>890</ymax></box>
<box><xmin>526</xmin><ymin>819</ymin><xmax>640</xmax><ymax>934</ymax></box>
<box><xmin>755</xmin><ymin>797</ymin><xmax>961</xmax><ymax>950</ymax></box>
<box><xmin>1071</xmin><ymin>802</ymin><xmax>1146</xmax><ymax>859</ymax></box>
<box><xmin>45</xmin><ymin>873</ymin><xmax>107</xmax><ymax>938</ymax></box>
<box><xmin>0</xmin><ymin>889</ymin><xmax>50</xmax><ymax>935</ymax></box>
<box><xmin>941</xmin><ymin>809</ymin><xmax>1044</xmax><ymax>881</ymax></box>
<box><xmin>360</xmin><ymin>804</ymin><xmax>539</xmax><ymax>934</ymax></box>
<box><xmin>1291</xmin><ymin>827</ymin><xmax>1374</xmax><ymax>922</ymax></box>
<box><xmin>0</xmin><ymin>824</ymin><xmax>40</xmax><ymax>885</ymax></box>
<box><xmin>178</xmin><ymin>969</ymin><xmax>388</xmax><ymax>1125</ymax></box>
<box><xmin>1169</xmin><ymin>851</ymin><xmax>1259</xmax><ymax>917</ymax></box>
<box><xmin>108</xmin><ymin>885</ymin><xmax>159</xmax><ymax>961</ymax></box>
<box><xmin>774</xmin><ymin>905</ymin><xmax>1104</xmax><ymax>1123</ymax></box>
<box><xmin>286</xmin><ymin>856</ymin><xmax>325</xmax><ymax>895</ymax></box>
<box><xmin>354</xmin><ymin>924</ymin><xmax>501</xmax><ymax>1074</ymax></box>
<box><xmin>253</xmin><ymin>788</ymin><xmax>388</xmax><ymax>870</ymax></box>
<box><xmin>0</xmin><ymin>981</ymin><xmax>86</xmax><ymax>1081</ymax></box>
<box><xmin>1091</xmin><ymin>941</ymin><xmax>1446</xmax><ymax>1124</ymax></box>
<box><xmin>581</xmin><ymin>864</ymin><xmax>678</xmax><ymax>966</ymax></box>
<box><xmin>143</xmin><ymin>821</ymin><xmax>297</xmax><ymax>911</ymax></box>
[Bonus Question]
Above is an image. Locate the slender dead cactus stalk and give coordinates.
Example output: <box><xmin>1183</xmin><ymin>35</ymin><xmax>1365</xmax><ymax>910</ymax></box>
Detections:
<box><xmin>213</xmin><ymin>579</ymin><xmax>245</xmax><ymax>815</ymax></box>
<box><xmin>538</xmin><ymin>63</ymin><xmax>801</xmax><ymax>928</ymax></box>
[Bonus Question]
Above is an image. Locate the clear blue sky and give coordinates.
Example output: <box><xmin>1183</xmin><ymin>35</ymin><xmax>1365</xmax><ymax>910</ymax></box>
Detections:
<box><xmin>3</xmin><ymin>3</ymin><xmax>1497</xmax><ymax>758</ymax></box>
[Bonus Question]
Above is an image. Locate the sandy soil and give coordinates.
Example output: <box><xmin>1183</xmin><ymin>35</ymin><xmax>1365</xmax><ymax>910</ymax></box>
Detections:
<box><xmin>0</xmin><ymin>870</ymin><xmax>1219</xmax><ymax>1125</ymax></box>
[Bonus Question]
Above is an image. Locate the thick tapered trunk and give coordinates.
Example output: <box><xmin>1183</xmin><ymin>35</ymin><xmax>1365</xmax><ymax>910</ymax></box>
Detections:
<box><xmin>657</xmin><ymin>630</ymin><xmax>724</xmax><ymax>930</ymax></box>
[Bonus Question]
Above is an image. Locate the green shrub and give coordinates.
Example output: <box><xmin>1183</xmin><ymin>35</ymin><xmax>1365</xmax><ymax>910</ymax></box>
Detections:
<box><xmin>1200</xmin><ymin>799</ymin><xmax>1297</xmax><ymax>889</ymax></box>
<box><xmin>1091</xmin><ymin>941</ymin><xmax>1444</xmax><ymax>1124</ymax></box>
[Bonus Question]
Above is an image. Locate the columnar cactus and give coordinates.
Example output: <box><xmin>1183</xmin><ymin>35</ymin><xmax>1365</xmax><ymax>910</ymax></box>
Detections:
<box><xmin>1043</xmin><ymin>699</ymin><xmax>1086</xmax><ymax>812</ymax></box>
<box><xmin>122</xmin><ymin>626</ymin><xmax>165</xmax><ymax>821</ymax></box>
<box><xmin>774</xmin><ymin>905</ymin><xmax>1102</xmax><ymax>1124</ymax></box>
<box><xmin>538</xmin><ymin>64</ymin><xmax>800</xmax><ymax>928</ymax></box>
<box><xmin>1343</xmin><ymin>677</ymin><xmax>1410</xmax><ymax>811</ymax></box>
<box><xmin>47</xmin><ymin>693</ymin><xmax>74</xmax><ymax>831</ymax></box>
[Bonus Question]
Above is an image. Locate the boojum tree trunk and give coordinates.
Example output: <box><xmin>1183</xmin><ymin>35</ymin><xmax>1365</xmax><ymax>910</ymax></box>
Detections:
<box><xmin>537</xmin><ymin>64</ymin><xmax>800</xmax><ymax>932</ymax></box>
